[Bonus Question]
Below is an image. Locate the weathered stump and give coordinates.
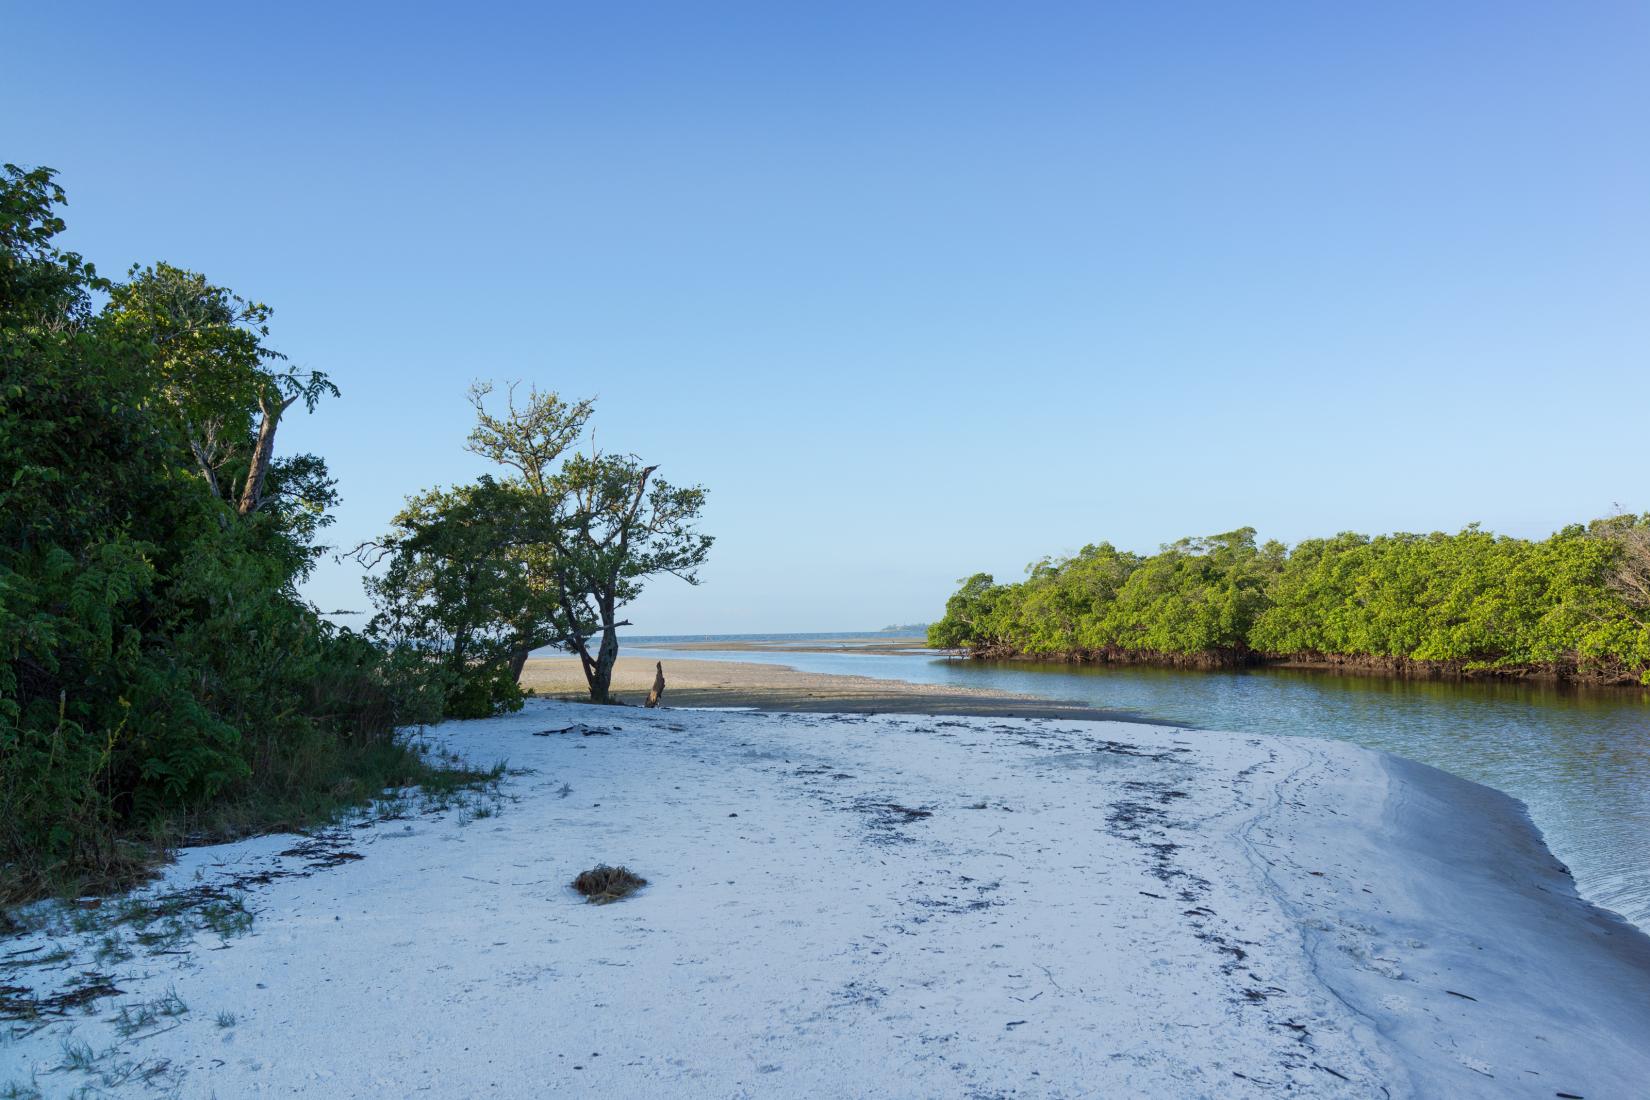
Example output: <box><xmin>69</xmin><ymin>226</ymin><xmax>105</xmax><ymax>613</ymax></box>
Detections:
<box><xmin>644</xmin><ymin>661</ymin><xmax>666</xmax><ymax>708</ymax></box>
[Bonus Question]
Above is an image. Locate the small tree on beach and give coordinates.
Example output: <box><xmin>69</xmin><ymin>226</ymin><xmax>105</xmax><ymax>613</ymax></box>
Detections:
<box><xmin>363</xmin><ymin>384</ymin><xmax>710</xmax><ymax>711</ymax></box>
<box><xmin>464</xmin><ymin>382</ymin><xmax>712</xmax><ymax>704</ymax></box>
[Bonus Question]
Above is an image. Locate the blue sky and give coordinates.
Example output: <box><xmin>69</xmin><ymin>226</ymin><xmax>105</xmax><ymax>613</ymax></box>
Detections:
<box><xmin>6</xmin><ymin>2</ymin><xmax>1648</xmax><ymax>632</ymax></box>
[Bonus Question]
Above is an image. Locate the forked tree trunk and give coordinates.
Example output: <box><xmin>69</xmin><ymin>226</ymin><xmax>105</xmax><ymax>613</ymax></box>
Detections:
<box><xmin>586</xmin><ymin>621</ymin><xmax>621</xmax><ymax>704</ymax></box>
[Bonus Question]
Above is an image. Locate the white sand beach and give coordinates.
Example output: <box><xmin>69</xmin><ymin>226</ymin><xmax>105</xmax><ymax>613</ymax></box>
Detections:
<box><xmin>5</xmin><ymin>701</ymin><xmax>1648</xmax><ymax>1097</ymax></box>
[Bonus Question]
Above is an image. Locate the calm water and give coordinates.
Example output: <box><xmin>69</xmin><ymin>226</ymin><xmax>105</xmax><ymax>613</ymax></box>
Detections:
<box><xmin>638</xmin><ymin>640</ymin><xmax>1650</xmax><ymax>931</ymax></box>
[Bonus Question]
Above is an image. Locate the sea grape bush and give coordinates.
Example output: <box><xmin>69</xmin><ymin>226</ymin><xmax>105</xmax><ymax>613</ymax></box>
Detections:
<box><xmin>931</xmin><ymin>523</ymin><xmax>1650</xmax><ymax>683</ymax></box>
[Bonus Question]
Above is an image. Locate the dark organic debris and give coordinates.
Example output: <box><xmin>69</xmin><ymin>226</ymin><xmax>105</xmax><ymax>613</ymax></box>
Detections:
<box><xmin>1090</xmin><ymin>740</ymin><xmax>1187</xmax><ymax>761</ymax></box>
<box><xmin>572</xmin><ymin>865</ymin><xmax>647</xmax><ymax>904</ymax></box>
<box><xmin>1444</xmin><ymin>989</ymin><xmax>1478</xmax><ymax>1001</ymax></box>
<box><xmin>0</xmin><ymin>983</ymin><xmax>36</xmax><ymax>1020</ymax></box>
<box><xmin>532</xmin><ymin>724</ymin><xmax>612</xmax><ymax>737</ymax></box>
<box><xmin>846</xmin><ymin>798</ymin><xmax>936</xmax><ymax>841</ymax></box>
<box><xmin>1197</xmin><ymin>935</ymin><xmax>1247</xmax><ymax>965</ymax></box>
<box><xmin>279</xmin><ymin>838</ymin><xmax>364</xmax><ymax>869</ymax></box>
<box><xmin>830</xmin><ymin>979</ymin><xmax>886</xmax><ymax>1008</ymax></box>
<box><xmin>0</xmin><ymin>973</ymin><xmax>123</xmax><ymax>1020</ymax></box>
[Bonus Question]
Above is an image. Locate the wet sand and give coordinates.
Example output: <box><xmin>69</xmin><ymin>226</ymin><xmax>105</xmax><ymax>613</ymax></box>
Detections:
<box><xmin>518</xmin><ymin>654</ymin><xmax>1117</xmax><ymax>720</ymax></box>
<box><xmin>631</xmin><ymin>635</ymin><xmax>935</xmax><ymax>656</ymax></box>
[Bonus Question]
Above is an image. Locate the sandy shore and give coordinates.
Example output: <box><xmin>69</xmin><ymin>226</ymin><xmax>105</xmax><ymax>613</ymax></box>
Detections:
<box><xmin>520</xmin><ymin>654</ymin><xmax>1118</xmax><ymax>720</ymax></box>
<box><xmin>631</xmin><ymin>635</ymin><xmax>934</xmax><ymax>656</ymax></box>
<box><xmin>7</xmin><ymin>702</ymin><xmax>1647</xmax><ymax>1097</ymax></box>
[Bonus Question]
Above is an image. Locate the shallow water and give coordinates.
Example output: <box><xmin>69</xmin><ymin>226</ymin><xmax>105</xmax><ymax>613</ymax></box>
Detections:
<box><xmin>640</xmin><ymin>643</ymin><xmax>1650</xmax><ymax>932</ymax></box>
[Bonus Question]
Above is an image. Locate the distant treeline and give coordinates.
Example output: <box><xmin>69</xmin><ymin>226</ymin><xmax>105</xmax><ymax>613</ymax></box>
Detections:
<box><xmin>929</xmin><ymin>522</ymin><xmax>1650</xmax><ymax>684</ymax></box>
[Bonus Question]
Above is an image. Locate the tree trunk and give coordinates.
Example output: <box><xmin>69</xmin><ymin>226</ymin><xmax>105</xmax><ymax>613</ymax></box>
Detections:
<box><xmin>238</xmin><ymin>394</ymin><xmax>294</xmax><ymax>517</ymax></box>
<box><xmin>587</xmin><ymin>620</ymin><xmax>620</xmax><ymax>704</ymax></box>
<box><xmin>508</xmin><ymin>643</ymin><xmax>531</xmax><ymax>684</ymax></box>
<box><xmin>445</xmin><ymin>628</ymin><xmax>470</xmax><ymax>689</ymax></box>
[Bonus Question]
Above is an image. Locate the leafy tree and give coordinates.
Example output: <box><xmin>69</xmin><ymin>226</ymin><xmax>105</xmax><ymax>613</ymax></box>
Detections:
<box><xmin>361</xmin><ymin>384</ymin><xmax>712</xmax><ymax>711</ymax></box>
<box><xmin>927</xmin><ymin>573</ymin><xmax>998</xmax><ymax>649</ymax></box>
<box><xmin>103</xmin><ymin>262</ymin><xmax>339</xmax><ymax>521</ymax></box>
<box><xmin>1014</xmin><ymin>543</ymin><xmax>1143</xmax><ymax>655</ymax></box>
<box><xmin>464</xmin><ymin>382</ymin><xmax>712</xmax><ymax>704</ymax></box>
<box><xmin>1090</xmin><ymin>528</ymin><xmax>1280</xmax><ymax>658</ymax></box>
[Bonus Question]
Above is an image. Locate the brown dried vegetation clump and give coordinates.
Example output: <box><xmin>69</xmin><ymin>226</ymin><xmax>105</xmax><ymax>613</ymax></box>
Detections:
<box><xmin>572</xmin><ymin>864</ymin><xmax>647</xmax><ymax>904</ymax></box>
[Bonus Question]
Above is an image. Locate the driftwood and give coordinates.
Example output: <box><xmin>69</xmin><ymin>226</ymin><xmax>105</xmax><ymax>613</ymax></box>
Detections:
<box><xmin>644</xmin><ymin>661</ymin><xmax>665</xmax><ymax>708</ymax></box>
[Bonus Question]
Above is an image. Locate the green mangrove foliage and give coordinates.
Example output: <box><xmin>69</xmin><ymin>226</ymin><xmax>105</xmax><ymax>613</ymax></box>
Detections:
<box><xmin>930</xmin><ymin>522</ymin><xmax>1650</xmax><ymax>683</ymax></box>
<box><xmin>0</xmin><ymin>165</ymin><xmax>443</xmax><ymax>899</ymax></box>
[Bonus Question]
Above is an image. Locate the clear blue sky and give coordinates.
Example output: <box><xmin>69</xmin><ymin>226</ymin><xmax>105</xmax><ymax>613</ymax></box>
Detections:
<box><xmin>6</xmin><ymin>3</ymin><xmax>1648</xmax><ymax>633</ymax></box>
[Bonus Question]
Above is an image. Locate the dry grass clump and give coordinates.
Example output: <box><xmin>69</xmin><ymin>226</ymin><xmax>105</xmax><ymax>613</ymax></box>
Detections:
<box><xmin>571</xmin><ymin>864</ymin><xmax>647</xmax><ymax>904</ymax></box>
